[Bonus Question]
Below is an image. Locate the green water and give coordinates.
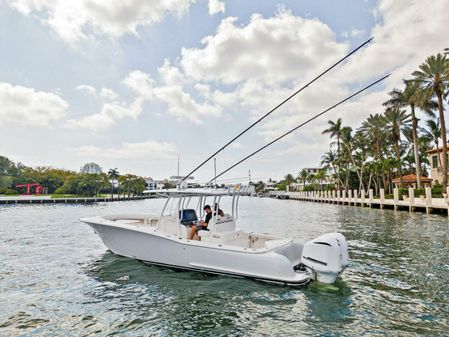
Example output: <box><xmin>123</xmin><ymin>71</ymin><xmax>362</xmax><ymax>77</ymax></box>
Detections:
<box><xmin>1</xmin><ymin>198</ymin><xmax>448</xmax><ymax>336</ymax></box>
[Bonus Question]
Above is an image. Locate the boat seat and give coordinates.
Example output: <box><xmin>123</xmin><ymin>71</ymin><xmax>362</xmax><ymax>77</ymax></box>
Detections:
<box><xmin>179</xmin><ymin>209</ymin><xmax>198</xmax><ymax>226</ymax></box>
<box><xmin>213</xmin><ymin>215</ymin><xmax>235</xmax><ymax>232</ymax></box>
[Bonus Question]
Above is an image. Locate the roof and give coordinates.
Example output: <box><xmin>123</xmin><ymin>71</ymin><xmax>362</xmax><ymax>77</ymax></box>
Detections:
<box><xmin>392</xmin><ymin>174</ymin><xmax>433</xmax><ymax>183</ymax></box>
<box><xmin>427</xmin><ymin>145</ymin><xmax>449</xmax><ymax>154</ymax></box>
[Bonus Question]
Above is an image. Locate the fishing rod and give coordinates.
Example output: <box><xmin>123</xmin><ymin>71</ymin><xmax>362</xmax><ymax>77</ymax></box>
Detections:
<box><xmin>178</xmin><ymin>37</ymin><xmax>374</xmax><ymax>185</ymax></box>
<box><xmin>208</xmin><ymin>74</ymin><xmax>390</xmax><ymax>183</ymax></box>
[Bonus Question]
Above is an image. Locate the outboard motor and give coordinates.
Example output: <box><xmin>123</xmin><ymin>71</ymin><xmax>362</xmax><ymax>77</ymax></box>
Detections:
<box><xmin>300</xmin><ymin>233</ymin><xmax>348</xmax><ymax>284</ymax></box>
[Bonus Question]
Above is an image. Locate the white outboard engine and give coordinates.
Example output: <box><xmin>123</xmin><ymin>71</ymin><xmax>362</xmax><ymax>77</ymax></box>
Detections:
<box><xmin>300</xmin><ymin>233</ymin><xmax>348</xmax><ymax>284</ymax></box>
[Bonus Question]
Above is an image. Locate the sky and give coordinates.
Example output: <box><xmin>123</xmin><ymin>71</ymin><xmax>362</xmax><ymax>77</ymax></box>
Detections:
<box><xmin>0</xmin><ymin>0</ymin><xmax>448</xmax><ymax>184</ymax></box>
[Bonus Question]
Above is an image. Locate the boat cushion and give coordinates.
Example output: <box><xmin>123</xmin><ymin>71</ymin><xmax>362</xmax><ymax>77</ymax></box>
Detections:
<box><xmin>179</xmin><ymin>209</ymin><xmax>198</xmax><ymax>226</ymax></box>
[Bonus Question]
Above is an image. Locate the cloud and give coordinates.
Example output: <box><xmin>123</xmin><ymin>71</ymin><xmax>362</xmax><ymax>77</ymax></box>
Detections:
<box><xmin>208</xmin><ymin>0</ymin><xmax>225</xmax><ymax>15</ymax></box>
<box><xmin>122</xmin><ymin>63</ymin><xmax>223</xmax><ymax>124</ymax></box>
<box><xmin>181</xmin><ymin>8</ymin><xmax>348</xmax><ymax>84</ymax></box>
<box><xmin>0</xmin><ymin>82</ymin><xmax>68</xmax><ymax>126</ymax></box>
<box><xmin>72</xmin><ymin>140</ymin><xmax>178</xmax><ymax>159</ymax></box>
<box><xmin>342</xmin><ymin>28</ymin><xmax>365</xmax><ymax>38</ymax></box>
<box><xmin>100</xmin><ymin>87</ymin><xmax>117</xmax><ymax>100</ymax></box>
<box><xmin>76</xmin><ymin>84</ymin><xmax>96</xmax><ymax>95</ymax></box>
<box><xmin>123</xmin><ymin>70</ymin><xmax>154</xmax><ymax>99</ymax></box>
<box><xmin>66</xmin><ymin>98</ymin><xmax>143</xmax><ymax>130</ymax></box>
<box><xmin>6</xmin><ymin>0</ymin><xmax>194</xmax><ymax>43</ymax></box>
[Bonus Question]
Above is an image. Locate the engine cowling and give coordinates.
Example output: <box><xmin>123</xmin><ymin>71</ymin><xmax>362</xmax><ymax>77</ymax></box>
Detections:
<box><xmin>300</xmin><ymin>232</ymin><xmax>348</xmax><ymax>284</ymax></box>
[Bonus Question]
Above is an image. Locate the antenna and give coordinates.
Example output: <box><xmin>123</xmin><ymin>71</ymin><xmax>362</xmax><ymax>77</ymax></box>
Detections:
<box><xmin>214</xmin><ymin>157</ymin><xmax>217</xmax><ymax>187</ymax></box>
<box><xmin>178</xmin><ymin>37</ymin><xmax>374</xmax><ymax>186</ymax></box>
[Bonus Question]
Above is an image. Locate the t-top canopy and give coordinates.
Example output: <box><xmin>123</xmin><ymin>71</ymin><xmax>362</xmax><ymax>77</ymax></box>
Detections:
<box><xmin>143</xmin><ymin>187</ymin><xmax>248</xmax><ymax>197</ymax></box>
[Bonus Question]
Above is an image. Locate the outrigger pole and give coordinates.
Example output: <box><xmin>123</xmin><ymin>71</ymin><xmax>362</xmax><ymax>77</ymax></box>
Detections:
<box><xmin>177</xmin><ymin>37</ymin><xmax>374</xmax><ymax>186</ymax></box>
<box><xmin>209</xmin><ymin>74</ymin><xmax>390</xmax><ymax>183</ymax></box>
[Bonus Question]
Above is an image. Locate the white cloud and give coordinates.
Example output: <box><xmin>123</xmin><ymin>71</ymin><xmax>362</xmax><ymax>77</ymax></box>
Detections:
<box><xmin>123</xmin><ymin>63</ymin><xmax>223</xmax><ymax>124</ymax></box>
<box><xmin>100</xmin><ymin>87</ymin><xmax>117</xmax><ymax>100</ymax></box>
<box><xmin>123</xmin><ymin>70</ymin><xmax>154</xmax><ymax>99</ymax></box>
<box><xmin>66</xmin><ymin>98</ymin><xmax>143</xmax><ymax>130</ymax></box>
<box><xmin>208</xmin><ymin>0</ymin><xmax>225</xmax><ymax>15</ymax></box>
<box><xmin>76</xmin><ymin>84</ymin><xmax>96</xmax><ymax>95</ymax></box>
<box><xmin>0</xmin><ymin>82</ymin><xmax>68</xmax><ymax>126</ymax></box>
<box><xmin>342</xmin><ymin>28</ymin><xmax>365</xmax><ymax>38</ymax></box>
<box><xmin>6</xmin><ymin>0</ymin><xmax>194</xmax><ymax>43</ymax></box>
<box><xmin>181</xmin><ymin>9</ymin><xmax>348</xmax><ymax>84</ymax></box>
<box><xmin>72</xmin><ymin>140</ymin><xmax>177</xmax><ymax>159</ymax></box>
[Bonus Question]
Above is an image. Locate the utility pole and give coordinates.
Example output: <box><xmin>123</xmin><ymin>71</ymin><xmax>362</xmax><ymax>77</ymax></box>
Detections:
<box><xmin>248</xmin><ymin>170</ymin><xmax>251</xmax><ymax>183</ymax></box>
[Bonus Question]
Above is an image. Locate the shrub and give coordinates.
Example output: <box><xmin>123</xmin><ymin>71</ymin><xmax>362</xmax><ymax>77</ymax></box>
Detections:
<box><xmin>4</xmin><ymin>188</ymin><xmax>18</xmax><ymax>195</ymax></box>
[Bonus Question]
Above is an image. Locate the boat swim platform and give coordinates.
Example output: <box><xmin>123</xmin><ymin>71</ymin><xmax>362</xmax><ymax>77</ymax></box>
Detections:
<box><xmin>0</xmin><ymin>195</ymin><xmax>152</xmax><ymax>205</ymax></box>
<box><xmin>269</xmin><ymin>187</ymin><xmax>449</xmax><ymax>215</ymax></box>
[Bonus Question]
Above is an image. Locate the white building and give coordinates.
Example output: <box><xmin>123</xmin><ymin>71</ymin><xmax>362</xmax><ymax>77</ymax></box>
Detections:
<box><xmin>80</xmin><ymin>163</ymin><xmax>102</xmax><ymax>174</ymax></box>
<box><xmin>145</xmin><ymin>177</ymin><xmax>156</xmax><ymax>190</ymax></box>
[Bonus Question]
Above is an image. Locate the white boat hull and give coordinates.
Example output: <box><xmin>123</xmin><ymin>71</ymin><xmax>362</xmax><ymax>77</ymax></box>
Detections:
<box><xmin>87</xmin><ymin>221</ymin><xmax>310</xmax><ymax>286</ymax></box>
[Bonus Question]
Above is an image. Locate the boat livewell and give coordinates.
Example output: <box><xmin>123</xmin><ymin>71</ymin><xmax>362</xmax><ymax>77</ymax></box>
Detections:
<box><xmin>81</xmin><ymin>187</ymin><xmax>348</xmax><ymax>286</ymax></box>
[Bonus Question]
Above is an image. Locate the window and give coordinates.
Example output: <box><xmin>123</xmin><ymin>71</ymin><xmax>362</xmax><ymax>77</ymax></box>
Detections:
<box><xmin>432</xmin><ymin>155</ymin><xmax>438</xmax><ymax>168</ymax></box>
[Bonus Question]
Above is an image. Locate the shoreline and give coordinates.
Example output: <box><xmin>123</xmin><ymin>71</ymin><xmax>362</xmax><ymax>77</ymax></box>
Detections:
<box><xmin>270</xmin><ymin>188</ymin><xmax>449</xmax><ymax>216</ymax></box>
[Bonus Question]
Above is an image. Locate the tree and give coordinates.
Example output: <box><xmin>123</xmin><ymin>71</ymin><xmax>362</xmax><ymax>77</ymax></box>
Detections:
<box><xmin>284</xmin><ymin>173</ymin><xmax>296</xmax><ymax>191</ymax></box>
<box><xmin>412</xmin><ymin>53</ymin><xmax>449</xmax><ymax>186</ymax></box>
<box><xmin>298</xmin><ymin>169</ymin><xmax>309</xmax><ymax>190</ymax></box>
<box><xmin>322</xmin><ymin>118</ymin><xmax>343</xmax><ymax>189</ymax></box>
<box><xmin>358</xmin><ymin>114</ymin><xmax>388</xmax><ymax>193</ymax></box>
<box><xmin>321</xmin><ymin>150</ymin><xmax>338</xmax><ymax>187</ymax></box>
<box><xmin>384</xmin><ymin>106</ymin><xmax>411</xmax><ymax>186</ymax></box>
<box><xmin>107</xmin><ymin>168</ymin><xmax>119</xmax><ymax>198</ymax></box>
<box><xmin>314</xmin><ymin>169</ymin><xmax>327</xmax><ymax>191</ymax></box>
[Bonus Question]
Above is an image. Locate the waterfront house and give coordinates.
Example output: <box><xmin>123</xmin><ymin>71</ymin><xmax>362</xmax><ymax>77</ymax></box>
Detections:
<box><xmin>392</xmin><ymin>174</ymin><xmax>432</xmax><ymax>188</ymax></box>
<box><xmin>427</xmin><ymin>146</ymin><xmax>449</xmax><ymax>185</ymax></box>
<box><xmin>80</xmin><ymin>162</ymin><xmax>103</xmax><ymax>174</ymax></box>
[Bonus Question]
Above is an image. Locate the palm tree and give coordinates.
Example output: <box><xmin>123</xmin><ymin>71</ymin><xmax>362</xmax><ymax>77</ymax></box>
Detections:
<box><xmin>358</xmin><ymin>114</ymin><xmax>388</xmax><ymax>192</ymax></box>
<box><xmin>298</xmin><ymin>169</ymin><xmax>309</xmax><ymax>190</ymax></box>
<box><xmin>314</xmin><ymin>169</ymin><xmax>327</xmax><ymax>191</ymax></box>
<box><xmin>412</xmin><ymin>53</ymin><xmax>449</xmax><ymax>186</ymax></box>
<box><xmin>107</xmin><ymin>168</ymin><xmax>119</xmax><ymax>199</ymax></box>
<box><xmin>321</xmin><ymin>150</ymin><xmax>338</xmax><ymax>187</ymax></box>
<box><xmin>383</xmin><ymin>80</ymin><xmax>435</xmax><ymax>187</ymax></box>
<box><xmin>322</xmin><ymin>118</ymin><xmax>343</xmax><ymax>189</ymax></box>
<box><xmin>384</xmin><ymin>107</ymin><xmax>411</xmax><ymax>187</ymax></box>
<box><xmin>284</xmin><ymin>173</ymin><xmax>296</xmax><ymax>191</ymax></box>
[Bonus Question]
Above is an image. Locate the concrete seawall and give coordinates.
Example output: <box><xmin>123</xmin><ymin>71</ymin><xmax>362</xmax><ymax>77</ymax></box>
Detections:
<box><xmin>0</xmin><ymin>195</ymin><xmax>151</xmax><ymax>205</ymax></box>
<box><xmin>270</xmin><ymin>187</ymin><xmax>449</xmax><ymax>216</ymax></box>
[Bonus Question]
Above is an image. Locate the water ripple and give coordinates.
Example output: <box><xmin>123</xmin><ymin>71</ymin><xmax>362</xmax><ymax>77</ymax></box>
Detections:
<box><xmin>1</xmin><ymin>199</ymin><xmax>448</xmax><ymax>336</ymax></box>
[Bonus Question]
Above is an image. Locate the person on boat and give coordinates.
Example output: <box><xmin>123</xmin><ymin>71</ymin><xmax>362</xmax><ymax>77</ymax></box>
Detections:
<box><xmin>214</xmin><ymin>203</ymin><xmax>225</xmax><ymax>217</ymax></box>
<box><xmin>188</xmin><ymin>205</ymin><xmax>212</xmax><ymax>240</ymax></box>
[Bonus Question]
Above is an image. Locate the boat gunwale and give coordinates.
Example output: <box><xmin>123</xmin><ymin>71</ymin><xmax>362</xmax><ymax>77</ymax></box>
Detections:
<box><xmin>80</xmin><ymin>215</ymin><xmax>293</xmax><ymax>254</ymax></box>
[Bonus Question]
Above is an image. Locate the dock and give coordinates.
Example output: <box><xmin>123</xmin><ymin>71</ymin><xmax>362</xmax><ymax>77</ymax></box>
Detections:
<box><xmin>0</xmin><ymin>195</ymin><xmax>151</xmax><ymax>205</ymax></box>
<box><xmin>269</xmin><ymin>187</ymin><xmax>449</xmax><ymax>215</ymax></box>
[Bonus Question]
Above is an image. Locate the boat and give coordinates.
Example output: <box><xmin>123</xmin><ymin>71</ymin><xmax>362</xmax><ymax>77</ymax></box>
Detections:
<box><xmin>81</xmin><ymin>187</ymin><xmax>348</xmax><ymax>286</ymax></box>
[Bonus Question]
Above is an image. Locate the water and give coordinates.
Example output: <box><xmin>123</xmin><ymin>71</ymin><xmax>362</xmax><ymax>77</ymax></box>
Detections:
<box><xmin>1</xmin><ymin>198</ymin><xmax>448</xmax><ymax>336</ymax></box>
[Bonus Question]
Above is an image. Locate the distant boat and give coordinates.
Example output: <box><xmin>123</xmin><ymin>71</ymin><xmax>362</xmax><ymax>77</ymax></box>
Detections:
<box><xmin>81</xmin><ymin>187</ymin><xmax>348</xmax><ymax>286</ymax></box>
